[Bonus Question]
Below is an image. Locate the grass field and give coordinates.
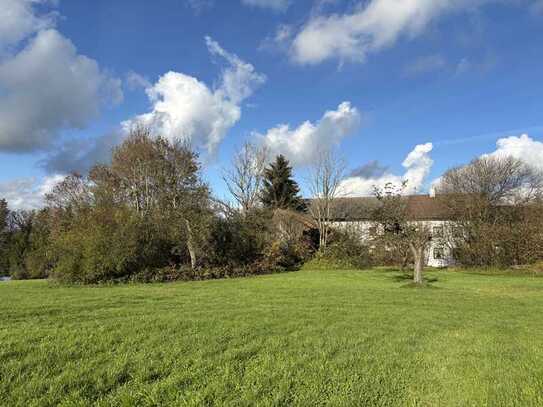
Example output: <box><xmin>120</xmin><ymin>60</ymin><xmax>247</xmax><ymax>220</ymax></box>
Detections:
<box><xmin>1</xmin><ymin>269</ymin><xmax>543</xmax><ymax>406</ymax></box>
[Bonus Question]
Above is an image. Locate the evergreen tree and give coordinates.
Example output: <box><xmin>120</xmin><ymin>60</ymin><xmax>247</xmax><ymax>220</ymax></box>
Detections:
<box><xmin>261</xmin><ymin>155</ymin><xmax>305</xmax><ymax>211</ymax></box>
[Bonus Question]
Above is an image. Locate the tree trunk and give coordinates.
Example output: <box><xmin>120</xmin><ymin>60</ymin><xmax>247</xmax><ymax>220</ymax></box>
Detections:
<box><xmin>320</xmin><ymin>222</ymin><xmax>327</xmax><ymax>252</ymax></box>
<box><xmin>185</xmin><ymin>218</ymin><xmax>197</xmax><ymax>270</ymax></box>
<box><xmin>410</xmin><ymin>243</ymin><xmax>424</xmax><ymax>284</ymax></box>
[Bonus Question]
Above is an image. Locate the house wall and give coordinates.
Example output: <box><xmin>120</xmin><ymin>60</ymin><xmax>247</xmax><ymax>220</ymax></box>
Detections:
<box><xmin>330</xmin><ymin>220</ymin><xmax>456</xmax><ymax>268</ymax></box>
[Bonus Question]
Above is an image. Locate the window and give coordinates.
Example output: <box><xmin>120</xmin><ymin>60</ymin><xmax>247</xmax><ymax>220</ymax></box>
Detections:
<box><xmin>433</xmin><ymin>247</ymin><xmax>445</xmax><ymax>260</ymax></box>
<box><xmin>369</xmin><ymin>226</ymin><xmax>377</xmax><ymax>237</ymax></box>
<box><xmin>432</xmin><ymin>225</ymin><xmax>444</xmax><ymax>238</ymax></box>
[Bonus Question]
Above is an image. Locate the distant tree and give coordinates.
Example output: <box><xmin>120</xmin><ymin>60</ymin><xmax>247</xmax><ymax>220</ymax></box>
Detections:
<box><xmin>46</xmin><ymin>128</ymin><xmax>212</xmax><ymax>276</ymax></box>
<box><xmin>0</xmin><ymin>199</ymin><xmax>9</xmax><ymax>275</ymax></box>
<box><xmin>6</xmin><ymin>210</ymin><xmax>34</xmax><ymax>279</ymax></box>
<box><xmin>45</xmin><ymin>173</ymin><xmax>92</xmax><ymax>212</ymax></box>
<box><xmin>437</xmin><ymin>155</ymin><xmax>543</xmax><ymax>205</ymax></box>
<box><xmin>0</xmin><ymin>199</ymin><xmax>7</xmax><ymax>229</ymax></box>
<box><xmin>261</xmin><ymin>155</ymin><xmax>305</xmax><ymax>211</ymax></box>
<box><xmin>435</xmin><ymin>155</ymin><xmax>543</xmax><ymax>267</ymax></box>
<box><xmin>222</xmin><ymin>142</ymin><xmax>269</xmax><ymax>214</ymax></box>
<box><xmin>373</xmin><ymin>183</ymin><xmax>431</xmax><ymax>285</ymax></box>
<box><xmin>307</xmin><ymin>148</ymin><xmax>346</xmax><ymax>251</ymax></box>
<box><xmin>24</xmin><ymin>209</ymin><xmax>53</xmax><ymax>279</ymax></box>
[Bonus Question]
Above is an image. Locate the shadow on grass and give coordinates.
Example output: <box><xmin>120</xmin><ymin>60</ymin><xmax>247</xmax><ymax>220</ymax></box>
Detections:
<box><xmin>401</xmin><ymin>281</ymin><xmax>440</xmax><ymax>289</ymax></box>
<box><xmin>391</xmin><ymin>272</ymin><xmax>441</xmax><ymax>289</ymax></box>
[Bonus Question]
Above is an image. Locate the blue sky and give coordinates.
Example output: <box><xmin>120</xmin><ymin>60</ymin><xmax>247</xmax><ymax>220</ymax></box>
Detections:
<box><xmin>1</xmin><ymin>0</ymin><xmax>543</xmax><ymax>208</ymax></box>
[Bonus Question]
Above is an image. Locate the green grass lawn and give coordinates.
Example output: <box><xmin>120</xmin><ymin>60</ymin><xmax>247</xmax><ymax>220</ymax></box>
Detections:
<box><xmin>2</xmin><ymin>269</ymin><xmax>543</xmax><ymax>406</ymax></box>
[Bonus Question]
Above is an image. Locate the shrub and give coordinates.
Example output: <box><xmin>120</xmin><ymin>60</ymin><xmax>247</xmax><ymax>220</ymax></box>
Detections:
<box><xmin>204</xmin><ymin>209</ymin><xmax>272</xmax><ymax>268</ymax></box>
<box><xmin>130</xmin><ymin>263</ymin><xmax>276</xmax><ymax>283</ymax></box>
<box><xmin>315</xmin><ymin>230</ymin><xmax>372</xmax><ymax>269</ymax></box>
<box><xmin>49</xmin><ymin>207</ymin><xmax>172</xmax><ymax>284</ymax></box>
<box><xmin>261</xmin><ymin>238</ymin><xmax>313</xmax><ymax>272</ymax></box>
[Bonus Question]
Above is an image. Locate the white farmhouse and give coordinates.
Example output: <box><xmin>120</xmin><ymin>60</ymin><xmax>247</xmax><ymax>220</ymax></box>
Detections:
<box><xmin>323</xmin><ymin>195</ymin><xmax>456</xmax><ymax>268</ymax></box>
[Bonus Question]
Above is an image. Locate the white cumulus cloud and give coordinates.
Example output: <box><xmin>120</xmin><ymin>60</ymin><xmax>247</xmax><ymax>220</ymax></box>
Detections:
<box><xmin>430</xmin><ymin>134</ymin><xmax>543</xmax><ymax>197</ymax></box>
<box><xmin>482</xmin><ymin>134</ymin><xmax>543</xmax><ymax>170</ymax></box>
<box><xmin>0</xmin><ymin>1</ymin><xmax>122</xmax><ymax>153</ymax></box>
<box><xmin>289</xmin><ymin>0</ymin><xmax>494</xmax><ymax>65</ymax></box>
<box><xmin>339</xmin><ymin>142</ymin><xmax>434</xmax><ymax>196</ymax></box>
<box><xmin>257</xmin><ymin>102</ymin><xmax>361</xmax><ymax>166</ymax></box>
<box><xmin>0</xmin><ymin>0</ymin><xmax>57</xmax><ymax>53</ymax></box>
<box><xmin>0</xmin><ymin>174</ymin><xmax>65</xmax><ymax>210</ymax></box>
<box><xmin>123</xmin><ymin>37</ymin><xmax>265</xmax><ymax>156</ymax></box>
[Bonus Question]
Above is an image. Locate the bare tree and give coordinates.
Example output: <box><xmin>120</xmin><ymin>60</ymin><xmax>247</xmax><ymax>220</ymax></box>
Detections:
<box><xmin>373</xmin><ymin>183</ymin><xmax>431</xmax><ymax>284</ymax></box>
<box><xmin>436</xmin><ymin>155</ymin><xmax>543</xmax><ymax>204</ymax></box>
<box><xmin>222</xmin><ymin>142</ymin><xmax>269</xmax><ymax>214</ymax></box>
<box><xmin>307</xmin><ymin>148</ymin><xmax>346</xmax><ymax>251</ymax></box>
<box><xmin>45</xmin><ymin>173</ymin><xmax>93</xmax><ymax>211</ymax></box>
<box><xmin>435</xmin><ymin>155</ymin><xmax>543</xmax><ymax>267</ymax></box>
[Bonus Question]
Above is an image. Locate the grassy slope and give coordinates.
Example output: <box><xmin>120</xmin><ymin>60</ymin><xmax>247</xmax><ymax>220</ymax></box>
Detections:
<box><xmin>1</xmin><ymin>270</ymin><xmax>543</xmax><ymax>406</ymax></box>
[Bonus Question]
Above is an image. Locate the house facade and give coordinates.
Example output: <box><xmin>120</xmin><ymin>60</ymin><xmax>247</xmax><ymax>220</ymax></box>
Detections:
<box><xmin>324</xmin><ymin>195</ymin><xmax>456</xmax><ymax>268</ymax></box>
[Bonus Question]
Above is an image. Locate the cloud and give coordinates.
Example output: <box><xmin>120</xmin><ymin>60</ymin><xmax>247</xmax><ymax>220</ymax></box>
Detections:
<box><xmin>482</xmin><ymin>134</ymin><xmax>543</xmax><ymax>170</ymax></box>
<box><xmin>0</xmin><ymin>2</ymin><xmax>122</xmax><ymax>153</ymax></box>
<box><xmin>0</xmin><ymin>174</ymin><xmax>64</xmax><ymax>210</ymax></box>
<box><xmin>123</xmin><ymin>37</ymin><xmax>265</xmax><ymax>156</ymax></box>
<box><xmin>40</xmin><ymin>132</ymin><xmax>123</xmax><ymax>175</ymax></box>
<box><xmin>257</xmin><ymin>102</ymin><xmax>361</xmax><ymax>166</ymax></box>
<box><xmin>288</xmin><ymin>0</ymin><xmax>493</xmax><ymax>65</ymax></box>
<box><xmin>186</xmin><ymin>0</ymin><xmax>291</xmax><ymax>13</ymax></box>
<box><xmin>259</xmin><ymin>24</ymin><xmax>294</xmax><ymax>53</ymax></box>
<box><xmin>126</xmin><ymin>71</ymin><xmax>151</xmax><ymax>90</ymax></box>
<box><xmin>42</xmin><ymin>36</ymin><xmax>264</xmax><ymax>173</ymax></box>
<box><xmin>0</xmin><ymin>0</ymin><xmax>57</xmax><ymax>53</ymax></box>
<box><xmin>205</xmin><ymin>36</ymin><xmax>266</xmax><ymax>104</ymax></box>
<box><xmin>241</xmin><ymin>0</ymin><xmax>290</xmax><ymax>11</ymax></box>
<box><xmin>430</xmin><ymin>134</ymin><xmax>543</xmax><ymax>196</ymax></box>
<box><xmin>349</xmin><ymin>160</ymin><xmax>389</xmax><ymax>178</ymax></box>
<box><xmin>339</xmin><ymin>142</ymin><xmax>434</xmax><ymax>196</ymax></box>
<box><xmin>403</xmin><ymin>54</ymin><xmax>446</xmax><ymax>76</ymax></box>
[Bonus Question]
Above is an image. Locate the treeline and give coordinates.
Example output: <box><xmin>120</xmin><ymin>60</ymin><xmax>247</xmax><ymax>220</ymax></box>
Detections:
<box><xmin>2</xmin><ymin>128</ymin><xmax>543</xmax><ymax>284</ymax></box>
<box><xmin>0</xmin><ymin>129</ymin><xmax>314</xmax><ymax>283</ymax></box>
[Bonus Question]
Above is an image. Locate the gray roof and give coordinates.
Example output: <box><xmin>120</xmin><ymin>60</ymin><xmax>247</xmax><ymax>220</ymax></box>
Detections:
<box><xmin>308</xmin><ymin>195</ymin><xmax>453</xmax><ymax>221</ymax></box>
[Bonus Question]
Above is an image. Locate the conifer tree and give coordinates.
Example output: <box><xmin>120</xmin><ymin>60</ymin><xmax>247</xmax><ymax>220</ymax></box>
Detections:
<box><xmin>261</xmin><ymin>155</ymin><xmax>305</xmax><ymax>211</ymax></box>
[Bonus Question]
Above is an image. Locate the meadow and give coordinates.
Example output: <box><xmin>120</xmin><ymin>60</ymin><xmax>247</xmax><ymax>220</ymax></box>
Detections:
<box><xmin>1</xmin><ymin>269</ymin><xmax>543</xmax><ymax>406</ymax></box>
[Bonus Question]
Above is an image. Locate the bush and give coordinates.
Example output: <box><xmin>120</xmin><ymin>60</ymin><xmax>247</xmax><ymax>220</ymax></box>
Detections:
<box><xmin>261</xmin><ymin>238</ymin><xmax>312</xmax><ymax>272</ymax></box>
<box><xmin>205</xmin><ymin>209</ymin><xmax>272</xmax><ymax>268</ymax></box>
<box><xmin>314</xmin><ymin>230</ymin><xmax>372</xmax><ymax>269</ymax></box>
<box><xmin>49</xmin><ymin>207</ymin><xmax>173</xmax><ymax>284</ymax></box>
<box><xmin>129</xmin><ymin>263</ymin><xmax>278</xmax><ymax>283</ymax></box>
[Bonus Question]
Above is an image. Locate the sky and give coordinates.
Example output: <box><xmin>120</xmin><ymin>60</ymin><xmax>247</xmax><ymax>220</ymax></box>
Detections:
<box><xmin>1</xmin><ymin>0</ymin><xmax>543</xmax><ymax>209</ymax></box>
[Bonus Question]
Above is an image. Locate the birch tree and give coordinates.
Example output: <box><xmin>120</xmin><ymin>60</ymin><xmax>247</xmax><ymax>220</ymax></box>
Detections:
<box><xmin>307</xmin><ymin>149</ymin><xmax>346</xmax><ymax>251</ymax></box>
<box><xmin>222</xmin><ymin>142</ymin><xmax>268</xmax><ymax>214</ymax></box>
